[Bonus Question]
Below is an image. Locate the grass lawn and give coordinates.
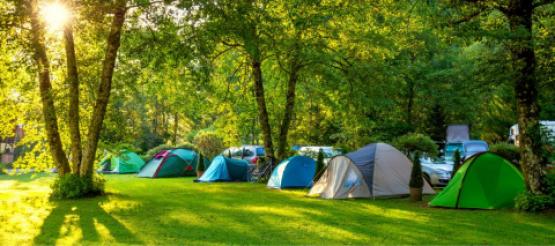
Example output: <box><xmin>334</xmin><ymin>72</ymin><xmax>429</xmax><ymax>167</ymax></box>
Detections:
<box><xmin>0</xmin><ymin>174</ymin><xmax>554</xmax><ymax>245</ymax></box>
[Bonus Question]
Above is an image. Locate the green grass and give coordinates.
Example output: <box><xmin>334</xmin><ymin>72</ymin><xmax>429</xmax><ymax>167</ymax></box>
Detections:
<box><xmin>0</xmin><ymin>174</ymin><xmax>554</xmax><ymax>245</ymax></box>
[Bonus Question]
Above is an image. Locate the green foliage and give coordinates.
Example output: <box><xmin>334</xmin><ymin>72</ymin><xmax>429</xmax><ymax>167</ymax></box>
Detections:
<box><xmin>196</xmin><ymin>154</ymin><xmax>205</xmax><ymax>172</ymax></box>
<box><xmin>409</xmin><ymin>152</ymin><xmax>424</xmax><ymax>189</ymax></box>
<box><xmin>490</xmin><ymin>143</ymin><xmax>520</xmax><ymax>165</ymax></box>
<box><xmin>393</xmin><ymin>133</ymin><xmax>439</xmax><ymax>158</ymax></box>
<box><xmin>515</xmin><ymin>192</ymin><xmax>554</xmax><ymax>212</ymax></box>
<box><xmin>51</xmin><ymin>174</ymin><xmax>105</xmax><ymax>199</ymax></box>
<box><xmin>143</xmin><ymin>142</ymin><xmax>197</xmax><ymax>160</ymax></box>
<box><xmin>193</xmin><ymin>131</ymin><xmax>225</xmax><ymax>159</ymax></box>
<box><xmin>0</xmin><ymin>162</ymin><xmax>5</xmax><ymax>174</ymax></box>
<box><xmin>515</xmin><ymin>173</ymin><xmax>555</xmax><ymax>212</ymax></box>
<box><xmin>314</xmin><ymin>149</ymin><xmax>325</xmax><ymax>181</ymax></box>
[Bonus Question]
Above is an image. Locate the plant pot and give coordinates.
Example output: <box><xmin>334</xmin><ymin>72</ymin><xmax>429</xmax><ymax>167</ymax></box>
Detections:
<box><xmin>196</xmin><ymin>171</ymin><xmax>204</xmax><ymax>178</ymax></box>
<box><xmin>410</xmin><ymin>187</ymin><xmax>422</xmax><ymax>201</ymax></box>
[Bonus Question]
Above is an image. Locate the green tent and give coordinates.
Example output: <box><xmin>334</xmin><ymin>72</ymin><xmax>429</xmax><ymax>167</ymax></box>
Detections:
<box><xmin>98</xmin><ymin>150</ymin><xmax>145</xmax><ymax>174</ymax></box>
<box><xmin>429</xmin><ymin>152</ymin><xmax>525</xmax><ymax>209</ymax></box>
<box><xmin>138</xmin><ymin>148</ymin><xmax>208</xmax><ymax>178</ymax></box>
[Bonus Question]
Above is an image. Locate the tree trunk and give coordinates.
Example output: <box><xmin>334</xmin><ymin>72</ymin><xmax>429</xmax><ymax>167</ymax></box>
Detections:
<box><xmin>251</xmin><ymin>57</ymin><xmax>275</xmax><ymax>161</ymax></box>
<box><xmin>80</xmin><ymin>0</ymin><xmax>127</xmax><ymax>176</ymax></box>
<box><xmin>507</xmin><ymin>0</ymin><xmax>545</xmax><ymax>194</ymax></box>
<box><xmin>27</xmin><ymin>0</ymin><xmax>71</xmax><ymax>175</ymax></box>
<box><xmin>173</xmin><ymin>112</ymin><xmax>179</xmax><ymax>144</ymax></box>
<box><xmin>276</xmin><ymin>60</ymin><xmax>300</xmax><ymax>161</ymax></box>
<box><xmin>63</xmin><ymin>7</ymin><xmax>82</xmax><ymax>174</ymax></box>
<box><xmin>406</xmin><ymin>79</ymin><xmax>414</xmax><ymax>127</ymax></box>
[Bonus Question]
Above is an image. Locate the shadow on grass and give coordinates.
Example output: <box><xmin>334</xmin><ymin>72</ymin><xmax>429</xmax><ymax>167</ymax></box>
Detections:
<box><xmin>33</xmin><ymin>195</ymin><xmax>142</xmax><ymax>245</ymax></box>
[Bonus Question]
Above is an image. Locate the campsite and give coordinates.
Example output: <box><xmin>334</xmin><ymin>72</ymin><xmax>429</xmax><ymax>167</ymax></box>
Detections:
<box><xmin>1</xmin><ymin>0</ymin><xmax>555</xmax><ymax>245</ymax></box>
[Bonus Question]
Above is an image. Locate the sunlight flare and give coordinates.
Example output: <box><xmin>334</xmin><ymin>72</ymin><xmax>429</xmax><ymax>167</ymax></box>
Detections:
<box><xmin>40</xmin><ymin>2</ymin><xmax>72</xmax><ymax>31</ymax></box>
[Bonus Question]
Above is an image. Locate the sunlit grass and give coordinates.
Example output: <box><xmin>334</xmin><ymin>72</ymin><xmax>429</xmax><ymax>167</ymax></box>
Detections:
<box><xmin>0</xmin><ymin>174</ymin><xmax>554</xmax><ymax>245</ymax></box>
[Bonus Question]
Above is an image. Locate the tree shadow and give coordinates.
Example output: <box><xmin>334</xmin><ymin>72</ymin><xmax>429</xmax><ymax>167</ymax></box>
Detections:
<box><xmin>33</xmin><ymin>195</ymin><xmax>142</xmax><ymax>245</ymax></box>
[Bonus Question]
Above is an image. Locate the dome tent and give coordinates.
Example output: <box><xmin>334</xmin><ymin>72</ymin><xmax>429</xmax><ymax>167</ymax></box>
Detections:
<box><xmin>267</xmin><ymin>155</ymin><xmax>316</xmax><ymax>189</ymax></box>
<box><xmin>98</xmin><ymin>150</ymin><xmax>145</xmax><ymax>174</ymax></box>
<box><xmin>138</xmin><ymin>148</ymin><xmax>206</xmax><ymax>178</ymax></box>
<box><xmin>429</xmin><ymin>152</ymin><xmax>525</xmax><ymax>209</ymax></box>
<box><xmin>197</xmin><ymin>155</ymin><xmax>253</xmax><ymax>182</ymax></box>
<box><xmin>308</xmin><ymin>143</ymin><xmax>435</xmax><ymax>199</ymax></box>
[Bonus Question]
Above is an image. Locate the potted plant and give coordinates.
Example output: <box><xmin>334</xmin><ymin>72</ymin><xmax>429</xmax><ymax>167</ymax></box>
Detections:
<box><xmin>196</xmin><ymin>154</ymin><xmax>205</xmax><ymax>178</ymax></box>
<box><xmin>394</xmin><ymin>133</ymin><xmax>439</xmax><ymax>201</ymax></box>
<box><xmin>409</xmin><ymin>152</ymin><xmax>424</xmax><ymax>201</ymax></box>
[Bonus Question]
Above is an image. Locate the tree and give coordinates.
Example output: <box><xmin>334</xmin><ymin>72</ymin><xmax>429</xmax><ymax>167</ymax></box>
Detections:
<box><xmin>24</xmin><ymin>0</ymin><xmax>128</xmax><ymax>196</ymax></box>
<box><xmin>446</xmin><ymin>0</ymin><xmax>554</xmax><ymax>194</ymax></box>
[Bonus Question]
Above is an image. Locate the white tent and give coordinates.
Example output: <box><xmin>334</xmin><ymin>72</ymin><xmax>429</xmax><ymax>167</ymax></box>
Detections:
<box><xmin>308</xmin><ymin>143</ymin><xmax>435</xmax><ymax>199</ymax></box>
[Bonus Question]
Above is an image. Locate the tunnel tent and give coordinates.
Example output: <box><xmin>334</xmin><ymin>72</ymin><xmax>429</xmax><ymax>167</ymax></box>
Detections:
<box><xmin>138</xmin><ymin>148</ymin><xmax>205</xmax><ymax>178</ymax></box>
<box><xmin>267</xmin><ymin>155</ymin><xmax>316</xmax><ymax>189</ymax></box>
<box><xmin>429</xmin><ymin>152</ymin><xmax>525</xmax><ymax>209</ymax></box>
<box><xmin>197</xmin><ymin>155</ymin><xmax>254</xmax><ymax>182</ymax></box>
<box><xmin>98</xmin><ymin>150</ymin><xmax>145</xmax><ymax>174</ymax></box>
<box><xmin>308</xmin><ymin>143</ymin><xmax>435</xmax><ymax>199</ymax></box>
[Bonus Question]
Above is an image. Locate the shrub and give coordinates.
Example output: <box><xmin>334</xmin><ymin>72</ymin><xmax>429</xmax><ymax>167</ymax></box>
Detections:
<box><xmin>314</xmin><ymin>148</ymin><xmax>325</xmax><ymax>181</ymax></box>
<box><xmin>193</xmin><ymin>131</ymin><xmax>225</xmax><ymax>159</ymax></box>
<box><xmin>409</xmin><ymin>152</ymin><xmax>423</xmax><ymax>188</ymax></box>
<box><xmin>393</xmin><ymin>133</ymin><xmax>439</xmax><ymax>158</ymax></box>
<box><xmin>51</xmin><ymin>174</ymin><xmax>105</xmax><ymax>199</ymax></box>
<box><xmin>0</xmin><ymin>162</ymin><xmax>5</xmax><ymax>174</ymax></box>
<box><xmin>143</xmin><ymin>142</ymin><xmax>197</xmax><ymax>161</ymax></box>
<box><xmin>490</xmin><ymin>143</ymin><xmax>520</xmax><ymax>166</ymax></box>
<box><xmin>515</xmin><ymin>192</ymin><xmax>554</xmax><ymax>212</ymax></box>
<box><xmin>515</xmin><ymin>173</ymin><xmax>555</xmax><ymax>212</ymax></box>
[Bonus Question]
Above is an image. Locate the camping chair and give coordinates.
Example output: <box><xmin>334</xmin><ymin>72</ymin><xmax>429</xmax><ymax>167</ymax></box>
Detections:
<box><xmin>250</xmin><ymin>158</ymin><xmax>274</xmax><ymax>183</ymax></box>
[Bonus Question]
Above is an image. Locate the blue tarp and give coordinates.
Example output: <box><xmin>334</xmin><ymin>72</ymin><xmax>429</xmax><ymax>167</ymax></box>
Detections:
<box><xmin>267</xmin><ymin>156</ymin><xmax>316</xmax><ymax>189</ymax></box>
<box><xmin>198</xmin><ymin>155</ymin><xmax>253</xmax><ymax>182</ymax></box>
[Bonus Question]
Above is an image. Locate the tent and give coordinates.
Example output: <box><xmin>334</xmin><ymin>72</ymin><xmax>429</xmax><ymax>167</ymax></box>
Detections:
<box><xmin>308</xmin><ymin>143</ymin><xmax>435</xmax><ymax>199</ymax></box>
<box><xmin>429</xmin><ymin>152</ymin><xmax>525</xmax><ymax>209</ymax></box>
<box><xmin>197</xmin><ymin>155</ymin><xmax>253</xmax><ymax>182</ymax></box>
<box><xmin>98</xmin><ymin>150</ymin><xmax>145</xmax><ymax>174</ymax></box>
<box><xmin>138</xmin><ymin>148</ymin><xmax>204</xmax><ymax>178</ymax></box>
<box><xmin>267</xmin><ymin>156</ymin><xmax>316</xmax><ymax>189</ymax></box>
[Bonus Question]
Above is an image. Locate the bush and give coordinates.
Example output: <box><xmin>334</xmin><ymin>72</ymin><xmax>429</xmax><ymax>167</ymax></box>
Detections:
<box><xmin>393</xmin><ymin>133</ymin><xmax>439</xmax><ymax>158</ymax></box>
<box><xmin>490</xmin><ymin>143</ymin><xmax>520</xmax><ymax>166</ymax></box>
<box><xmin>51</xmin><ymin>174</ymin><xmax>105</xmax><ymax>199</ymax></box>
<box><xmin>409</xmin><ymin>152</ymin><xmax>423</xmax><ymax>188</ymax></box>
<box><xmin>143</xmin><ymin>142</ymin><xmax>197</xmax><ymax>161</ymax></box>
<box><xmin>515</xmin><ymin>173</ymin><xmax>555</xmax><ymax>212</ymax></box>
<box><xmin>193</xmin><ymin>131</ymin><xmax>224</xmax><ymax>159</ymax></box>
<box><xmin>515</xmin><ymin>192</ymin><xmax>554</xmax><ymax>212</ymax></box>
<box><xmin>0</xmin><ymin>162</ymin><xmax>5</xmax><ymax>174</ymax></box>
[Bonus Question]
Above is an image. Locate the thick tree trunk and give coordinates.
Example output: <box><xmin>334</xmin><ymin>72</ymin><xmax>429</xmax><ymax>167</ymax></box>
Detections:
<box><xmin>80</xmin><ymin>0</ymin><xmax>127</xmax><ymax>176</ymax></box>
<box><xmin>507</xmin><ymin>0</ymin><xmax>545</xmax><ymax>194</ymax></box>
<box><xmin>276</xmin><ymin>60</ymin><xmax>300</xmax><ymax>161</ymax></box>
<box><xmin>63</xmin><ymin>11</ymin><xmax>82</xmax><ymax>174</ymax></box>
<box><xmin>27</xmin><ymin>0</ymin><xmax>71</xmax><ymax>175</ymax></box>
<box><xmin>251</xmin><ymin>57</ymin><xmax>275</xmax><ymax>161</ymax></box>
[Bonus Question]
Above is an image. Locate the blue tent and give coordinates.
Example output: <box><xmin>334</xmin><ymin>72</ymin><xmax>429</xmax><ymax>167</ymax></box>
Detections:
<box><xmin>198</xmin><ymin>155</ymin><xmax>253</xmax><ymax>182</ymax></box>
<box><xmin>267</xmin><ymin>156</ymin><xmax>316</xmax><ymax>189</ymax></box>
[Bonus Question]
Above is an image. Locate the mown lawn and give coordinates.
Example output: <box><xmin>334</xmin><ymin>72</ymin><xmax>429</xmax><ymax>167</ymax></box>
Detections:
<box><xmin>0</xmin><ymin>174</ymin><xmax>554</xmax><ymax>245</ymax></box>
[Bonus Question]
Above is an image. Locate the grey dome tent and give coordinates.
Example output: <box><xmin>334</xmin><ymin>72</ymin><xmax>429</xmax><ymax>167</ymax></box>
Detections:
<box><xmin>308</xmin><ymin>143</ymin><xmax>435</xmax><ymax>199</ymax></box>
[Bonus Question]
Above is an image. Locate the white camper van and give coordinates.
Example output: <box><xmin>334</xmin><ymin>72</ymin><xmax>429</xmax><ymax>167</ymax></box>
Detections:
<box><xmin>509</xmin><ymin>121</ymin><xmax>555</xmax><ymax>146</ymax></box>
